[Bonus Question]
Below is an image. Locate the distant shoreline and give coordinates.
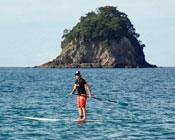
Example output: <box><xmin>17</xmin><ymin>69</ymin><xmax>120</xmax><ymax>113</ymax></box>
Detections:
<box><xmin>1</xmin><ymin>66</ymin><xmax>175</xmax><ymax>69</ymax></box>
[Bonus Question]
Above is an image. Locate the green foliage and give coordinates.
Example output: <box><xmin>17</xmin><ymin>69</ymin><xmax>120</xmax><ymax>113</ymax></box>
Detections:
<box><xmin>61</xmin><ymin>6</ymin><xmax>144</xmax><ymax>49</ymax></box>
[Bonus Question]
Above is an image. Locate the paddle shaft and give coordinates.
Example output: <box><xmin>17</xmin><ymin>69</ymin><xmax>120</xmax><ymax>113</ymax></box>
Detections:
<box><xmin>73</xmin><ymin>93</ymin><xmax>118</xmax><ymax>103</ymax></box>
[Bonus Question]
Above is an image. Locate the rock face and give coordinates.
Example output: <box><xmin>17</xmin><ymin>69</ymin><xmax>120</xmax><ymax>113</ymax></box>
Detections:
<box><xmin>41</xmin><ymin>38</ymin><xmax>156</xmax><ymax>68</ymax></box>
<box><xmin>40</xmin><ymin>6</ymin><xmax>156</xmax><ymax>68</ymax></box>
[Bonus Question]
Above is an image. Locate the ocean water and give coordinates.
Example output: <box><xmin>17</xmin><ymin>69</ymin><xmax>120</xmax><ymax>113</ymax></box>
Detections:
<box><xmin>0</xmin><ymin>67</ymin><xmax>175</xmax><ymax>140</ymax></box>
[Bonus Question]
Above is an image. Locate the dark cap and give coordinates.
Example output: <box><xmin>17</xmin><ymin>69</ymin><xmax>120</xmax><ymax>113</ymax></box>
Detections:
<box><xmin>75</xmin><ymin>71</ymin><xmax>80</xmax><ymax>76</ymax></box>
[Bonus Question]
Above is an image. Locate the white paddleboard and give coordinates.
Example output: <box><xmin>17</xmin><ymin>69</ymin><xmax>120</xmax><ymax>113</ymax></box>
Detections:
<box><xmin>24</xmin><ymin>117</ymin><xmax>102</xmax><ymax>123</ymax></box>
<box><xmin>24</xmin><ymin>117</ymin><xmax>65</xmax><ymax>122</ymax></box>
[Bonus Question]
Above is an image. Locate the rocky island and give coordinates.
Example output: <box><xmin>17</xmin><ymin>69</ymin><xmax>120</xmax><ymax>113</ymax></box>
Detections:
<box><xmin>40</xmin><ymin>6</ymin><xmax>156</xmax><ymax>68</ymax></box>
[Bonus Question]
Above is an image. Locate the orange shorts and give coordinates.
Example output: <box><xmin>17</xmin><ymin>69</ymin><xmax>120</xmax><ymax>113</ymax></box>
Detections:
<box><xmin>77</xmin><ymin>95</ymin><xmax>86</xmax><ymax>108</ymax></box>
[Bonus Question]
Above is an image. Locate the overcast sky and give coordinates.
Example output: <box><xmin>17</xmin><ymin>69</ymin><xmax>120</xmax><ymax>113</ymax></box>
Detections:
<box><xmin>0</xmin><ymin>0</ymin><xmax>174</xmax><ymax>67</ymax></box>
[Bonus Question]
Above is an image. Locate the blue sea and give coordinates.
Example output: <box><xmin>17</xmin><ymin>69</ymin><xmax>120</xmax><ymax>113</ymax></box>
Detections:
<box><xmin>0</xmin><ymin>67</ymin><xmax>175</xmax><ymax>140</ymax></box>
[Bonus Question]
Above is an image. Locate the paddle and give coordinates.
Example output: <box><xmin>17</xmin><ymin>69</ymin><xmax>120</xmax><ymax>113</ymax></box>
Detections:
<box><xmin>73</xmin><ymin>93</ymin><xmax>128</xmax><ymax>106</ymax></box>
<box><xmin>93</xmin><ymin>96</ymin><xmax>128</xmax><ymax>106</ymax></box>
<box><xmin>93</xmin><ymin>96</ymin><xmax>117</xmax><ymax>103</ymax></box>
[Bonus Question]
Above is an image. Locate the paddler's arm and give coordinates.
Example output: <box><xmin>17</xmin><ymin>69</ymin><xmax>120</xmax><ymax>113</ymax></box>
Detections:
<box><xmin>70</xmin><ymin>84</ymin><xmax>77</xmax><ymax>96</ymax></box>
<box><xmin>85</xmin><ymin>83</ymin><xmax>93</xmax><ymax>98</ymax></box>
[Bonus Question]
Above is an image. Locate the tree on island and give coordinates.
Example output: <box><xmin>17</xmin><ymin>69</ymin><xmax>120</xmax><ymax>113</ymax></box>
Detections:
<box><xmin>61</xmin><ymin>6</ymin><xmax>145</xmax><ymax>49</ymax></box>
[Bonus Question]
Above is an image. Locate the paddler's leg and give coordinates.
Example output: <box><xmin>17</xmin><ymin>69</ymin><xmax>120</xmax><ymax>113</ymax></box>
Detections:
<box><xmin>77</xmin><ymin>96</ymin><xmax>83</xmax><ymax>120</ymax></box>
<box><xmin>80</xmin><ymin>95</ymin><xmax>87</xmax><ymax>121</ymax></box>
<box><xmin>81</xmin><ymin>107</ymin><xmax>86</xmax><ymax>121</ymax></box>
<box><xmin>78</xmin><ymin>108</ymin><xmax>83</xmax><ymax>119</ymax></box>
<box><xmin>77</xmin><ymin>95</ymin><xmax>87</xmax><ymax>121</ymax></box>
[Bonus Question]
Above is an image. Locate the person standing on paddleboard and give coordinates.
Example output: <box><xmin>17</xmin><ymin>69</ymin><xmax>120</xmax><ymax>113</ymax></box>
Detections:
<box><xmin>70</xmin><ymin>71</ymin><xmax>93</xmax><ymax>121</ymax></box>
